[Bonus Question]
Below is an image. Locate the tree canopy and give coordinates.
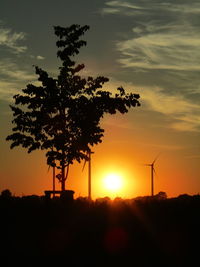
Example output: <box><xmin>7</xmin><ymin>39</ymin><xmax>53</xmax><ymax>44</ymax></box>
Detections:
<box><xmin>6</xmin><ymin>24</ymin><xmax>140</xmax><ymax>191</ymax></box>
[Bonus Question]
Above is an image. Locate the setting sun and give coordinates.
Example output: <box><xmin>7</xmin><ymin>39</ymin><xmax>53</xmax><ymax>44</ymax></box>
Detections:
<box><xmin>100</xmin><ymin>171</ymin><xmax>127</xmax><ymax>199</ymax></box>
<box><xmin>103</xmin><ymin>173</ymin><xmax>123</xmax><ymax>191</ymax></box>
<box><xmin>94</xmin><ymin>165</ymin><xmax>137</xmax><ymax>199</ymax></box>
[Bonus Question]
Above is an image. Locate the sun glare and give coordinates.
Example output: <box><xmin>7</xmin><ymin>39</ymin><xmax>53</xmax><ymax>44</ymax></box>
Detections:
<box><xmin>96</xmin><ymin>166</ymin><xmax>135</xmax><ymax>199</ymax></box>
<box><xmin>103</xmin><ymin>173</ymin><xmax>123</xmax><ymax>192</ymax></box>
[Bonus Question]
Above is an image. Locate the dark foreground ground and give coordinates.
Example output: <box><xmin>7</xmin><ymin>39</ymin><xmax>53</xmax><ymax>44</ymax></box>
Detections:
<box><xmin>0</xmin><ymin>193</ymin><xmax>200</xmax><ymax>267</ymax></box>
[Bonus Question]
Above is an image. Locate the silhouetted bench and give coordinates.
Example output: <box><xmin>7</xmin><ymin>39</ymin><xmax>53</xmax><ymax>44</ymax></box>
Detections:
<box><xmin>44</xmin><ymin>190</ymin><xmax>74</xmax><ymax>200</ymax></box>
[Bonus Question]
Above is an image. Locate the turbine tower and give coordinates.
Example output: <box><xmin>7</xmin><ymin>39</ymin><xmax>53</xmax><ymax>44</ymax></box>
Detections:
<box><xmin>82</xmin><ymin>149</ymin><xmax>94</xmax><ymax>200</ymax></box>
<box><xmin>145</xmin><ymin>154</ymin><xmax>160</xmax><ymax>196</ymax></box>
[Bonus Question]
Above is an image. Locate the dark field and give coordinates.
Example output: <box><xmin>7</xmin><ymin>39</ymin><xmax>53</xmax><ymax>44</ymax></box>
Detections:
<box><xmin>1</xmin><ymin>193</ymin><xmax>200</xmax><ymax>267</ymax></box>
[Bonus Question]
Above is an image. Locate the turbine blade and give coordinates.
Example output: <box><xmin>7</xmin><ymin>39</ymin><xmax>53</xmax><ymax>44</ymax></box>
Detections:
<box><xmin>82</xmin><ymin>159</ymin><xmax>87</xmax><ymax>172</ymax></box>
<box><xmin>47</xmin><ymin>165</ymin><xmax>51</xmax><ymax>173</ymax></box>
<box><xmin>153</xmin><ymin>167</ymin><xmax>159</xmax><ymax>178</ymax></box>
<box><xmin>152</xmin><ymin>153</ymin><xmax>161</xmax><ymax>164</ymax></box>
<box><xmin>82</xmin><ymin>151</ymin><xmax>89</xmax><ymax>172</ymax></box>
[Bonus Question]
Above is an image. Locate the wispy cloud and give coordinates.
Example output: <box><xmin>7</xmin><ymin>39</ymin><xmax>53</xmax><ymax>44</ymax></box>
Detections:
<box><xmin>102</xmin><ymin>1</ymin><xmax>200</xmax><ymax>16</ymax></box>
<box><xmin>140</xmin><ymin>86</ymin><xmax>200</xmax><ymax>132</ymax></box>
<box><xmin>171</xmin><ymin>114</ymin><xmax>200</xmax><ymax>132</ymax></box>
<box><xmin>138</xmin><ymin>141</ymin><xmax>185</xmax><ymax>151</ymax></box>
<box><xmin>106</xmin><ymin>1</ymin><xmax>143</xmax><ymax>10</ymax></box>
<box><xmin>102</xmin><ymin>0</ymin><xmax>200</xmax><ymax>70</ymax></box>
<box><xmin>102</xmin><ymin>1</ymin><xmax>200</xmax><ymax>71</ymax></box>
<box><xmin>101</xmin><ymin>1</ymin><xmax>200</xmax><ymax>132</ymax></box>
<box><xmin>141</xmin><ymin>86</ymin><xmax>199</xmax><ymax>116</ymax></box>
<box><xmin>0</xmin><ymin>60</ymin><xmax>35</xmax><ymax>81</ymax></box>
<box><xmin>0</xmin><ymin>60</ymin><xmax>36</xmax><ymax>101</ymax></box>
<box><xmin>116</xmin><ymin>23</ymin><xmax>200</xmax><ymax>71</ymax></box>
<box><xmin>0</xmin><ymin>81</ymin><xmax>19</xmax><ymax>101</ymax></box>
<box><xmin>185</xmin><ymin>154</ymin><xmax>200</xmax><ymax>159</ymax></box>
<box><xmin>106</xmin><ymin>78</ymin><xmax>200</xmax><ymax>132</ymax></box>
<box><xmin>30</xmin><ymin>55</ymin><xmax>45</xmax><ymax>60</ymax></box>
<box><xmin>36</xmin><ymin>55</ymin><xmax>45</xmax><ymax>60</ymax></box>
<box><xmin>0</xmin><ymin>24</ymin><xmax>45</xmax><ymax>102</ymax></box>
<box><xmin>159</xmin><ymin>2</ymin><xmax>200</xmax><ymax>14</ymax></box>
<box><xmin>0</xmin><ymin>26</ymin><xmax>27</xmax><ymax>54</ymax></box>
<box><xmin>101</xmin><ymin>0</ymin><xmax>144</xmax><ymax>15</ymax></box>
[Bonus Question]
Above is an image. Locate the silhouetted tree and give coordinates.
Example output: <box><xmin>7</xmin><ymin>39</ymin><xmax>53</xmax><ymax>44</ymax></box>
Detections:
<box><xmin>0</xmin><ymin>189</ymin><xmax>12</xmax><ymax>199</ymax></box>
<box><xmin>156</xmin><ymin>191</ymin><xmax>167</xmax><ymax>200</ymax></box>
<box><xmin>6</xmin><ymin>24</ymin><xmax>140</xmax><ymax>191</ymax></box>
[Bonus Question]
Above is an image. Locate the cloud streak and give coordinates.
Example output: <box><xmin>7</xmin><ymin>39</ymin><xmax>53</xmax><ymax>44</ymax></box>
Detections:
<box><xmin>0</xmin><ymin>60</ymin><xmax>36</xmax><ymax>101</ymax></box>
<box><xmin>0</xmin><ymin>26</ymin><xmax>27</xmax><ymax>54</ymax></box>
<box><xmin>0</xmin><ymin>61</ymin><xmax>35</xmax><ymax>81</ymax></box>
<box><xmin>107</xmin><ymin>78</ymin><xmax>200</xmax><ymax>132</ymax></box>
<box><xmin>102</xmin><ymin>1</ymin><xmax>200</xmax><ymax>16</ymax></box>
<box><xmin>0</xmin><ymin>24</ymin><xmax>46</xmax><ymax>102</ymax></box>
<box><xmin>116</xmin><ymin>28</ymin><xmax>200</xmax><ymax>71</ymax></box>
<box><xmin>102</xmin><ymin>1</ymin><xmax>200</xmax><ymax>71</ymax></box>
<box><xmin>140</xmin><ymin>86</ymin><xmax>200</xmax><ymax>132</ymax></box>
<box><xmin>101</xmin><ymin>1</ymin><xmax>144</xmax><ymax>15</ymax></box>
<box><xmin>108</xmin><ymin>2</ymin><xmax>200</xmax><ymax>71</ymax></box>
<box><xmin>102</xmin><ymin>1</ymin><xmax>200</xmax><ymax>132</ymax></box>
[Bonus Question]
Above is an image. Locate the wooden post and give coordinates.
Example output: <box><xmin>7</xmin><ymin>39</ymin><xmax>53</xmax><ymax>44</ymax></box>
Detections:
<box><xmin>53</xmin><ymin>166</ymin><xmax>55</xmax><ymax>198</ymax></box>
<box><xmin>61</xmin><ymin>165</ymin><xmax>65</xmax><ymax>192</ymax></box>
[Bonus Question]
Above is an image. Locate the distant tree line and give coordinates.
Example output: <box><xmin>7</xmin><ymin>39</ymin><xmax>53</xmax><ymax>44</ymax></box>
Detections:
<box><xmin>0</xmin><ymin>190</ymin><xmax>199</xmax><ymax>267</ymax></box>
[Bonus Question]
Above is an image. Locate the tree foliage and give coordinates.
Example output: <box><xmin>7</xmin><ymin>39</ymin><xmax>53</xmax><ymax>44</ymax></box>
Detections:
<box><xmin>6</xmin><ymin>24</ymin><xmax>140</xmax><ymax>189</ymax></box>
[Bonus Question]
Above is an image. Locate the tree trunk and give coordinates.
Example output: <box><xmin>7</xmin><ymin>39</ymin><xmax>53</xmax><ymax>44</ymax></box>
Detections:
<box><xmin>60</xmin><ymin>107</ymin><xmax>66</xmax><ymax>193</ymax></box>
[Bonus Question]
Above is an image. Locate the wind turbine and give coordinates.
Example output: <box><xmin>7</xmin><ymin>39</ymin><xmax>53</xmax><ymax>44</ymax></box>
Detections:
<box><xmin>82</xmin><ymin>149</ymin><xmax>94</xmax><ymax>200</ymax></box>
<box><xmin>144</xmin><ymin>154</ymin><xmax>160</xmax><ymax>196</ymax></box>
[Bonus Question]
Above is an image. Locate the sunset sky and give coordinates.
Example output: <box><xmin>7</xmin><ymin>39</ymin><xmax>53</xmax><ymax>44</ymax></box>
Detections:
<box><xmin>0</xmin><ymin>0</ymin><xmax>200</xmax><ymax>199</ymax></box>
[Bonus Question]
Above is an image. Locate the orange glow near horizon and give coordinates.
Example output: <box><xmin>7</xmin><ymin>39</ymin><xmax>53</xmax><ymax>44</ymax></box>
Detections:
<box><xmin>2</xmin><ymin>114</ymin><xmax>200</xmax><ymax>199</ymax></box>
